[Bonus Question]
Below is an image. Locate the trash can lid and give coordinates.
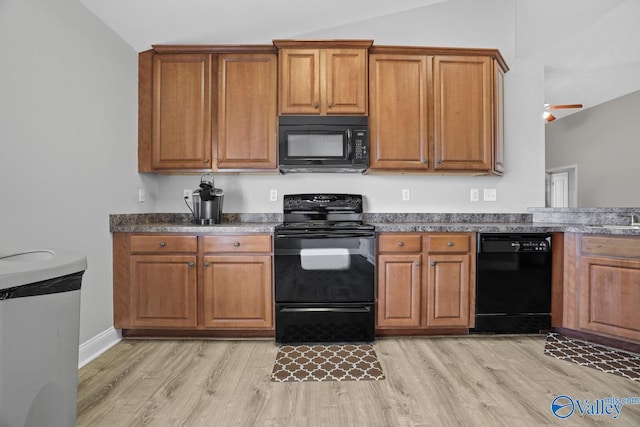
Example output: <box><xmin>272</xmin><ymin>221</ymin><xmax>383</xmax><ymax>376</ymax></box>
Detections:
<box><xmin>0</xmin><ymin>248</ymin><xmax>87</xmax><ymax>290</ymax></box>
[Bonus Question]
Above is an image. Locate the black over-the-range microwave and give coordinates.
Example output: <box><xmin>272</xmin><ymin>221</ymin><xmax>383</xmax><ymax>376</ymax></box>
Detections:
<box><xmin>278</xmin><ymin>116</ymin><xmax>369</xmax><ymax>173</ymax></box>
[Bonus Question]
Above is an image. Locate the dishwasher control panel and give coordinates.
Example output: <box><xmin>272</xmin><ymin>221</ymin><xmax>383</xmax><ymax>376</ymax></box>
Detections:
<box><xmin>478</xmin><ymin>233</ymin><xmax>551</xmax><ymax>253</ymax></box>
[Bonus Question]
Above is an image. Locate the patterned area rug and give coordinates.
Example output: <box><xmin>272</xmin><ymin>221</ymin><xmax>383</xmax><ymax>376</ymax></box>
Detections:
<box><xmin>544</xmin><ymin>333</ymin><xmax>640</xmax><ymax>382</ymax></box>
<box><xmin>271</xmin><ymin>344</ymin><xmax>385</xmax><ymax>382</ymax></box>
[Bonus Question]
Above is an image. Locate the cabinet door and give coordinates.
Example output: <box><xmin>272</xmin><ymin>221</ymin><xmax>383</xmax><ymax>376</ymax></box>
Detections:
<box><xmin>433</xmin><ymin>56</ymin><xmax>492</xmax><ymax>171</ymax></box>
<box><xmin>202</xmin><ymin>255</ymin><xmax>273</xmax><ymax>329</ymax></box>
<box><xmin>377</xmin><ymin>253</ymin><xmax>423</xmax><ymax>328</ymax></box>
<box><xmin>217</xmin><ymin>54</ymin><xmax>277</xmax><ymax>169</ymax></box>
<box><xmin>130</xmin><ymin>255</ymin><xmax>198</xmax><ymax>328</ymax></box>
<box><xmin>369</xmin><ymin>55</ymin><xmax>430</xmax><ymax>170</ymax></box>
<box><xmin>426</xmin><ymin>254</ymin><xmax>471</xmax><ymax>327</ymax></box>
<box><xmin>325</xmin><ymin>49</ymin><xmax>368</xmax><ymax>115</ymax></box>
<box><xmin>152</xmin><ymin>54</ymin><xmax>212</xmax><ymax>170</ymax></box>
<box><xmin>278</xmin><ymin>49</ymin><xmax>320</xmax><ymax>114</ymax></box>
<box><xmin>578</xmin><ymin>256</ymin><xmax>640</xmax><ymax>341</ymax></box>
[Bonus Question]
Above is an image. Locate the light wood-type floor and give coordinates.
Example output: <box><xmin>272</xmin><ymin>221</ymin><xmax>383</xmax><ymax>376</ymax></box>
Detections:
<box><xmin>78</xmin><ymin>336</ymin><xmax>640</xmax><ymax>426</ymax></box>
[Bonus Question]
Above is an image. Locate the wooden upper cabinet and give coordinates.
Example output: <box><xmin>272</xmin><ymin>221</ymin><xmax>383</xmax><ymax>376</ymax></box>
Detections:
<box><xmin>217</xmin><ymin>53</ymin><xmax>277</xmax><ymax>169</ymax></box>
<box><xmin>368</xmin><ymin>47</ymin><xmax>507</xmax><ymax>174</ymax></box>
<box><xmin>324</xmin><ymin>49</ymin><xmax>368</xmax><ymax>115</ymax></box>
<box><xmin>369</xmin><ymin>54</ymin><xmax>430</xmax><ymax>170</ymax></box>
<box><xmin>274</xmin><ymin>40</ymin><xmax>372</xmax><ymax>115</ymax></box>
<box><xmin>151</xmin><ymin>53</ymin><xmax>213</xmax><ymax>171</ymax></box>
<box><xmin>278</xmin><ymin>49</ymin><xmax>320</xmax><ymax>114</ymax></box>
<box><xmin>432</xmin><ymin>55</ymin><xmax>493</xmax><ymax>172</ymax></box>
<box><xmin>139</xmin><ymin>46</ymin><xmax>278</xmax><ymax>173</ymax></box>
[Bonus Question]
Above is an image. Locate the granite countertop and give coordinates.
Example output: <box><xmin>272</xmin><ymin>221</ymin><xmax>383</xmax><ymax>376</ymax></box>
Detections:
<box><xmin>110</xmin><ymin>209</ymin><xmax>640</xmax><ymax>236</ymax></box>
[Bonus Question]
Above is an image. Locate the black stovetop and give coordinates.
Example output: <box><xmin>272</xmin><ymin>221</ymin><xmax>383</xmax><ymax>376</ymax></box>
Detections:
<box><xmin>276</xmin><ymin>193</ymin><xmax>373</xmax><ymax>233</ymax></box>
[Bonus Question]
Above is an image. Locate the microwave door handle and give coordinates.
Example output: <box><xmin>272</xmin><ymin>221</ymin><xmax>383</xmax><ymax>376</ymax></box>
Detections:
<box><xmin>346</xmin><ymin>129</ymin><xmax>353</xmax><ymax>159</ymax></box>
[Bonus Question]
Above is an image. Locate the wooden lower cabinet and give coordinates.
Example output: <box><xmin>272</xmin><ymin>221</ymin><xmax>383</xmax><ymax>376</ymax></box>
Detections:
<box><xmin>130</xmin><ymin>254</ymin><xmax>198</xmax><ymax>328</ymax></box>
<box><xmin>426</xmin><ymin>253</ymin><xmax>471</xmax><ymax>327</ymax></box>
<box><xmin>113</xmin><ymin>233</ymin><xmax>273</xmax><ymax>333</ymax></box>
<box><xmin>376</xmin><ymin>232</ymin><xmax>475</xmax><ymax>333</ymax></box>
<box><xmin>202</xmin><ymin>255</ymin><xmax>273</xmax><ymax>329</ymax></box>
<box><xmin>377</xmin><ymin>253</ymin><xmax>423</xmax><ymax>328</ymax></box>
<box><xmin>562</xmin><ymin>233</ymin><xmax>640</xmax><ymax>345</ymax></box>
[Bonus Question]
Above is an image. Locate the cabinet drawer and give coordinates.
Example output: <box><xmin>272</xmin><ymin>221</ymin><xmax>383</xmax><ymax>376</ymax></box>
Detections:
<box><xmin>204</xmin><ymin>235</ymin><xmax>272</xmax><ymax>253</ymax></box>
<box><xmin>378</xmin><ymin>234</ymin><xmax>422</xmax><ymax>253</ymax></box>
<box><xmin>581</xmin><ymin>235</ymin><xmax>640</xmax><ymax>259</ymax></box>
<box><xmin>130</xmin><ymin>235</ymin><xmax>197</xmax><ymax>254</ymax></box>
<box><xmin>427</xmin><ymin>234</ymin><xmax>470</xmax><ymax>253</ymax></box>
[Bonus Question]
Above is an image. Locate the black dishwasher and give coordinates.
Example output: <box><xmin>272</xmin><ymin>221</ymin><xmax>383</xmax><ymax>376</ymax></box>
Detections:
<box><xmin>473</xmin><ymin>233</ymin><xmax>552</xmax><ymax>334</ymax></box>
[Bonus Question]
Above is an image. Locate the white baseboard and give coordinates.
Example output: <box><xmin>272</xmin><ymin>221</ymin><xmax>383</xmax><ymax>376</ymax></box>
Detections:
<box><xmin>78</xmin><ymin>327</ymin><xmax>122</xmax><ymax>368</ymax></box>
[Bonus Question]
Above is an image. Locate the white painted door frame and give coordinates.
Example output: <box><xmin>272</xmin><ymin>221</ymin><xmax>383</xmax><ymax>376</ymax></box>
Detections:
<box><xmin>546</xmin><ymin>165</ymin><xmax>578</xmax><ymax>207</ymax></box>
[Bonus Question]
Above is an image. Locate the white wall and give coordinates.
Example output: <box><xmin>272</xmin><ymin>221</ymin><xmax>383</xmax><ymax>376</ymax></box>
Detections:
<box><xmin>0</xmin><ymin>0</ymin><xmax>143</xmax><ymax>344</ymax></box>
<box><xmin>151</xmin><ymin>0</ymin><xmax>546</xmax><ymax>214</ymax></box>
<box><xmin>545</xmin><ymin>90</ymin><xmax>640</xmax><ymax>207</ymax></box>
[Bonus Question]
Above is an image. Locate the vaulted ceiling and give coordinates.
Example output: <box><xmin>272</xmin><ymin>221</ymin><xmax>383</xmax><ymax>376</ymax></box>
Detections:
<box><xmin>80</xmin><ymin>0</ymin><xmax>640</xmax><ymax>120</ymax></box>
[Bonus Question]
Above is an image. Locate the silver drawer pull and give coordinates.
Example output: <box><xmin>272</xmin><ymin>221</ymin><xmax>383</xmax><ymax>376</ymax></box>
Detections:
<box><xmin>233</xmin><ymin>241</ymin><xmax>240</xmax><ymax>247</ymax></box>
<box><xmin>447</xmin><ymin>242</ymin><xmax>454</xmax><ymax>247</ymax></box>
<box><xmin>204</xmin><ymin>262</ymin><xmax>209</xmax><ymax>267</ymax></box>
<box><xmin>430</xmin><ymin>261</ymin><xmax>436</xmax><ymax>266</ymax></box>
<box><xmin>188</xmin><ymin>262</ymin><xmax>195</xmax><ymax>267</ymax></box>
<box><xmin>415</xmin><ymin>261</ymin><xmax>422</xmax><ymax>267</ymax></box>
<box><xmin>397</xmin><ymin>242</ymin><xmax>404</xmax><ymax>247</ymax></box>
<box><xmin>159</xmin><ymin>241</ymin><xmax>166</xmax><ymax>247</ymax></box>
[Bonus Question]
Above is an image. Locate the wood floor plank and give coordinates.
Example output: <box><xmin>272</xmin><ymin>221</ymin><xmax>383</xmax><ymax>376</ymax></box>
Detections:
<box><xmin>77</xmin><ymin>336</ymin><xmax>640</xmax><ymax>426</ymax></box>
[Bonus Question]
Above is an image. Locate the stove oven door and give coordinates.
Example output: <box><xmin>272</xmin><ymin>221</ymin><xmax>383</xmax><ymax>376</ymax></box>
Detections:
<box><xmin>274</xmin><ymin>232</ymin><xmax>376</xmax><ymax>342</ymax></box>
<box><xmin>274</xmin><ymin>233</ymin><xmax>375</xmax><ymax>303</ymax></box>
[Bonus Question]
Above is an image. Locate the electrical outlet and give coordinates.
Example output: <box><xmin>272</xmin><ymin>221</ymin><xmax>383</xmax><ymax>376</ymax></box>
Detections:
<box><xmin>483</xmin><ymin>188</ymin><xmax>497</xmax><ymax>202</ymax></box>
<box><xmin>402</xmin><ymin>189</ymin><xmax>410</xmax><ymax>201</ymax></box>
<box><xmin>269</xmin><ymin>189</ymin><xmax>278</xmax><ymax>202</ymax></box>
<box><xmin>138</xmin><ymin>188</ymin><xmax>145</xmax><ymax>203</ymax></box>
<box><xmin>470</xmin><ymin>189</ymin><xmax>479</xmax><ymax>202</ymax></box>
<box><xmin>183</xmin><ymin>189</ymin><xmax>192</xmax><ymax>202</ymax></box>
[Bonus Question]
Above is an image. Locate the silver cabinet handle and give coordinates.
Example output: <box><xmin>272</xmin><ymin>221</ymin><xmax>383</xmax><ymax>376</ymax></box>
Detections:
<box><xmin>204</xmin><ymin>262</ymin><xmax>209</xmax><ymax>267</ymax></box>
<box><xmin>328</xmin><ymin>102</ymin><xmax>333</xmax><ymax>108</ymax></box>
<box><xmin>415</xmin><ymin>261</ymin><xmax>422</xmax><ymax>267</ymax></box>
<box><xmin>313</xmin><ymin>102</ymin><xmax>319</xmax><ymax>108</ymax></box>
<box><xmin>397</xmin><ymin>242</ymin><xmax>404</xmax><ymax>247</ymax></box>
<box><xmin>233</xmin><ymin>241</ymin><xmax>240</xmax><ymax>247</ymax></box>
<box><xmin>188</xmin><ymin>262</ymin><xmax>195</xmax><ymax>267</ymax></box>
<box><xmin>159</xmin><ymin>241</ymin><xmax>166</xmax><ymax>247</ymax></box>
<box><xmin>430</xmin><ymin>261</ymin><xmax>436</xmax><ymax>266</ymax></box>
<box><xmin>447</xmin><ymin>242</ymin><xmax>454</xmax><ymax>247</ymax></box>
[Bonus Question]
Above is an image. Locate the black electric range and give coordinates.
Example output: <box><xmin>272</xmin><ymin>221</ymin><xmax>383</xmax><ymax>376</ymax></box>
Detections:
<box><xmin>273</xmin><ymin>194</ymin><xmax>376</xmax><ymax>343</ymax></box>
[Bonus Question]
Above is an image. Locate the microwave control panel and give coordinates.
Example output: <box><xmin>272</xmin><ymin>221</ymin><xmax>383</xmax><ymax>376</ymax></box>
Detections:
<box><xmin>353</xmin><ymin>130</ymin><xmax>368</xmax><ymax>164</ymax></box>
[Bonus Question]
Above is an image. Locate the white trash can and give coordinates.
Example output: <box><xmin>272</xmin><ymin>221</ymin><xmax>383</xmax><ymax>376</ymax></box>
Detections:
<box><xmin>0</xmin><ymin>249</ymin><xmax>87</xmax><ymax>427</ymax></box>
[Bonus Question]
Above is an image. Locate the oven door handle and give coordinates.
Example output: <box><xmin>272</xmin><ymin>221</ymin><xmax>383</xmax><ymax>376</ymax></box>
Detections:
<box><xmin>275</xmin><ymin>232</ymin><xmax>375</xmax><ymax>239</ymax></box>
<box><xmin>280</xmin><ymin>306</ymin><xmax>371</xmax><ymax>313</ymax></box>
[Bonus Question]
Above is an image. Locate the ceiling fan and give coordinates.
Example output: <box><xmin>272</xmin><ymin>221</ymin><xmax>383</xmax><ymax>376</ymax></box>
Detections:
<box><xmin>543</xmin><ymin>104</ymin><xmax>583</xmax><ymax>122</ymax></box>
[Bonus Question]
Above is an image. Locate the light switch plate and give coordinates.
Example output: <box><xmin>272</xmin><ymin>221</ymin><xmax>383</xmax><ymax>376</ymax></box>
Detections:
<box><xmin>470</xmin><ymin>189</ymin><xmax>479</xmax><ymax>202</ymax></box>
<box><xmin>484</xmin><ymin>188</ymin><xmax>497</xmax><ymax>202</ymax></box>
<box><xmin>402</xmin><ymin>189</ymin><xmax>410</xmax><ymax>201</ymax></box>
<box><xmin>269</xmin><ymin>189</ymin><xmax>278</xmax><ymax>202</ymax></box>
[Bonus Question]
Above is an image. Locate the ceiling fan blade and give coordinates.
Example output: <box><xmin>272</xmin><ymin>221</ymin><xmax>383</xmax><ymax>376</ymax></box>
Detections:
<box><xmin>547</xmin><ymin>104</ymin><xmax>583</xmax><ymax>110</ymax></box>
